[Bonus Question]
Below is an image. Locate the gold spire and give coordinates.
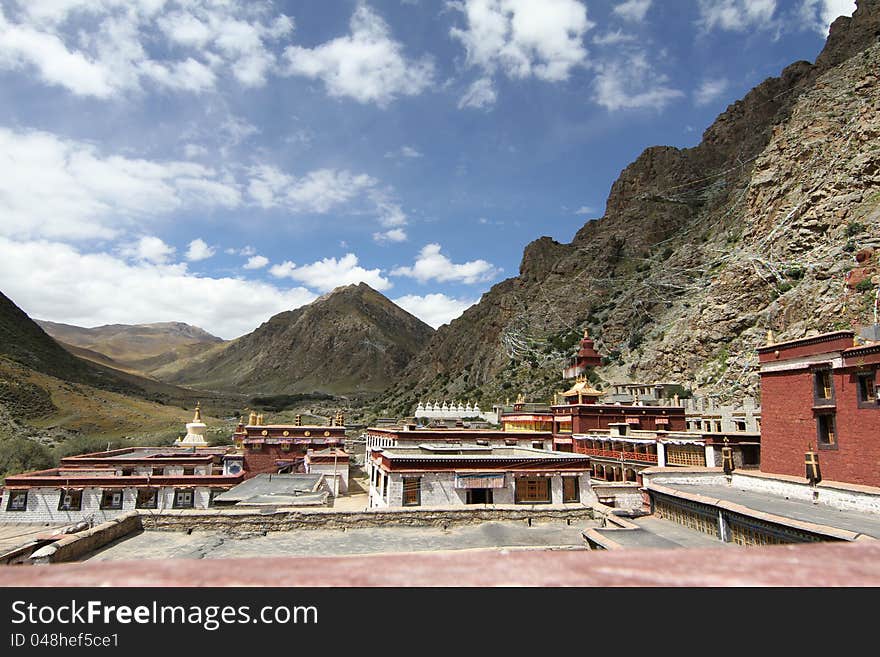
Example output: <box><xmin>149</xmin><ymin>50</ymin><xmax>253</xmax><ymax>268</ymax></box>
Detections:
<box><xmin>248</xmin><ymin>410</ymin><xmax>258</xmax><ymax>426</ymax></box>
<box><xmin>192</xmin><ymin>402</ymin><xmax>202</xmax><ymax>423</ymax></box>
<box><xmin>766</xmin><ymin>329</ymin><xmax>776</xmax><ymax>345</ymax></box>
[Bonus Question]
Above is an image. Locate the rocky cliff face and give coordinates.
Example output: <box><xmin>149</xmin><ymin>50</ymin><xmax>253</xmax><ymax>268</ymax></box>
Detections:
<box><xmin>376</xmin><ymin>0</ymin><xmax>880</xmax><ymax>415</ymax></box>
<box><xmin>168</xmin><ymin>283</ymin><xmax>435</xmax><ymax>396</ymax></box>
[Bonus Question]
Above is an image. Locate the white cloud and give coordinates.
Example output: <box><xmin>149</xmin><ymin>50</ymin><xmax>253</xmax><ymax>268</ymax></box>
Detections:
<box><xmin>0</xmin><ymin>237</ymin><xmax>315</xmax><ymax>340</ymax></box>
<box><xmin>120</xmin><ymin>235</ymin><xmax>175</xmax><ymax>264</ymax></box>
<box><xmin>390</xmin><ymin>243</ymin><xmax>500</xmax><ymax>284</ymax></box>
<box><xmin>373</xmin><ymin>228</ymin><xmax>408</xmax><ymax>244</ymax></box>
<box><xmin>269</xmin><ymin>253</ymin><xmax>391</xmax><ymax>292</ymax></box>
<box><xmin>458</xmin><ymin>77</ymin><xmax>497</xmax><ymax>109</ymax></box>
<box><xmin>0</xmin><ymin>127</ymin><xmax>241</xmax><ymax>242</ymax></box>
<box><xmin>0</xmin><ymin>2</ymin><xmax>295</xmax><ymax>98</ymax></box>
<box><xmin>449</xmin><ymin>0</ymin><xmax>593</xmax><ymax>82</ymax></box>
<box><xmin>243</xmin><ymin>255</ymin><xmax>269</xmax><ymax>269</ymax></box>
<box><xmin>592</xmin><ymin>30</ymin><xmax>637</xmax><ymax>46</ymax></box>
<box><xmin>247</xmin><ymin>164</ymin><xmax>378</xmax><ymax>213</ymax></box>
<box><xmin>613</xmin><ymin>0</ymin><xmax>652</xmax><ymax>23</ymax></box>
<box><xmin>694</xmin><ymin>77</ymin><xmax>729</xmax><ymax>106</ymax></box>
<box><xmin>697</xmin><ymin>0</ymin><xmax>777</xmax><ymax>32</ymax></box>
<box><xmin>574</xmin><ymin>205</ymin><xmax>595</xmax><ymax>215</ymax></box>
<box><xmin>385</xmin><ymin>145</ymin><xmax>423</xmax><ymax>158</ymax></box>
<box><xmin>186</xmin><ymin>238</ymin><xmax>215</xmax><ymax>262</ymax></box>
<box><xmin>283</xmin><ymin>4</ymin><xmax>434</xmax><ymax>106</ymax></box>
<box><xmin>184</xmin><ymin>143</ymin><xmax>209</xmax><ymax>158</ymax></box>
<box><xmin>593</xmin><ymin>52</ymin><xmax>684</xmax><ymax>111</ymax></box>
<box><xmin>393</xmin><ymin>293</ymin><xmax>477</xmax><ymax>328</ymax></box>
<box><xmin>799</xmin><ymin>0</ymin><xmax>856</xmax><ymax>35</ymax></box>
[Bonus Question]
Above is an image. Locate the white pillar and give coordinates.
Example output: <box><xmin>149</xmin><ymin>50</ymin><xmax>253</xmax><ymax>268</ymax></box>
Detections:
<box><xmin>656</xmin><ymin>442</ymin><xmax>666</xmax><ymax>467</ymax></box>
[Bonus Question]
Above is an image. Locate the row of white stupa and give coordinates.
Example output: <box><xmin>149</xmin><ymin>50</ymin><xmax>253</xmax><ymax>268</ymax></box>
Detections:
<box><xmin>415</xmin><ymin>401</ymin><xmax>483</xmax><ymax>415</ymax></box>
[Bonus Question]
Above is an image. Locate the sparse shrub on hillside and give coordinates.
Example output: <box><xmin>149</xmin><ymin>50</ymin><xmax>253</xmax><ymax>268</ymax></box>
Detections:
<box><xmin>846</xmin><ymin>221</ymin><xmax>865</xmax><ymax>237</ymax></box>
<box><xmin>0</xmin><ymin>437</ymin><xmax>54</xmax><ymax>481</ymax></box>
<box><xmin>856</xmin><ymin>279</ymin><xmax>875</xmax><ymax>292</ymax></box>
<box><xmin>844</xmin><ymin>240</ymin><xmax>857</xmax><ymax>252</ymax></box>
<box><xmin>785</xmin><ymin>266</ymin><xmax>805</xmax><ymax>280</ymax></box>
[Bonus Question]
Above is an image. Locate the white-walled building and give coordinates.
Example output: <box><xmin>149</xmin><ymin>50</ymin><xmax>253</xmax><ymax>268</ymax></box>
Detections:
<box><xmin>368</xmin><ymin>444</ymin><xmax>594</xmax><ymax>509</ymax></box>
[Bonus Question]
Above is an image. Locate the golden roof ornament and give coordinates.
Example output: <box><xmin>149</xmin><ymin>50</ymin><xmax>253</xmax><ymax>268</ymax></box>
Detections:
<box><xmin>766</xmin><ymin>329</ymin><xmax>776</xmax><ymax>345</ymax></box>
<box><xmin>192</xmin><ymin>402</ymin><xmax>202</xmax><ymax>423</ymax></box>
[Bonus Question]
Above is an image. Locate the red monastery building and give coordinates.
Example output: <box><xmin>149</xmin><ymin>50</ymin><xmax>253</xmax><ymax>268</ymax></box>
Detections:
<box><xmin>758</xmin><ymin>330</ymin><xmax>880</xmax><ymax>487</ymax></box>
<box><xmin>233</xmin><ymin>411</ymin><xmax>346</xmax><ymax>478</ymax></box>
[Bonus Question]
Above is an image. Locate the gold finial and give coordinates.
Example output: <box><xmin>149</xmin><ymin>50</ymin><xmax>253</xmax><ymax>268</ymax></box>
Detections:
<box><xmin>192</xmin><ymin>402</ymin><xmax>202</xmax><ymax>423</ymax></box>
<box><xmin>766</xmin><ymin>329</ymin><xmax>775</xmax><ymax>345</ymax></box>
<box><xmin>248</xmin><ymin>410</ymin><xmax>258</xmax><ymax>425</ymax></box>
<box><xmin>257</xmin><ymin>413</ymin><xmax>264</xmax><ymax>426</ymax></box>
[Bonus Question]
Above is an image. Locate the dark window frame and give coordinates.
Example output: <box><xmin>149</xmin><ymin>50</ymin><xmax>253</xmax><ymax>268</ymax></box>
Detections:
<box><xmin>6</xmin><ymin>491</ymin><xmax>28</xmax><ymax>511</ymax></box>
<box><xmin>402</xmin><ymin>477</ymin><xmax>421</xmax><ymax>506</ymax></box>
<box><xmin>856</xmin><ymin>371</ymin><xmax>878</xmax><ymax>409</ymax></box>
<box><xmin>100</xmin><ymin>489</ymin><xmax>124</xmax><ymax>510</ymax></box>
<box><xmin>172</xmin><ymin>489</ymin><xmax>195</xmax><ymax>509</ymax></box>
<box><xmin>58</xmin><ymin>489</ymin><xmax>83</xmax><ymax>511</ymax></box>
<box><xmin>813</xmin><ymin>368</ymin><xmax>835</xmax><ymax>406</ymax></box>
<box><xmin>816</xmin><ymin>412</ymin><xmax>838</xmax><ymax>450</ymax></box>
<box><xmin>136</xmin><ymin>488</ymin><xmax>158</xmax><ymax>509</ymax></box>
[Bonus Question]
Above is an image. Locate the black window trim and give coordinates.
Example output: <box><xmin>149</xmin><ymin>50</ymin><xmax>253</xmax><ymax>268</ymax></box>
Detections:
<box><xmin>6</xmin><ymin>490</ymin><xmax>28</xmax><ymax>512</ymax></box>
<box><xmin>58</xmin><ymin>489</ymin><xmax>83</xmax><ymax>511</ymax></box>
<box><xmin>100</xmin><ymin>489</ymin><xmax>125</xmax><ymax>510</ymax></box>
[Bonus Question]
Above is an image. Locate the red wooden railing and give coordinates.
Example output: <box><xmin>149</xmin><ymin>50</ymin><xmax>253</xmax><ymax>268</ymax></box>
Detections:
<box><xmin>580</xmin><ymin>448</ymin><xmax>657</xmax><ymax>463</ymax></box>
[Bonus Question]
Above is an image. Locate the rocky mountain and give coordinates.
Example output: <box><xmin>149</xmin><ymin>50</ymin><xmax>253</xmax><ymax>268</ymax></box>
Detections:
<box><xmin>375</xmin><ymin>0</ymin><xmax>880</xmax><ymax>416</ymax></box>
<box><xmin>167</xmin><ymin>283</ymin><xmax>435</xmax><ymax>396</ymax></box>
<box><xmin>37</xmin><ymin>319</ymin><xmax>224</xmax><ymax>376</ymax></box>
<box><xmin>0</xmin><ymin>290</ymin><xmax>242</xmax><ymax>441</ymax></box>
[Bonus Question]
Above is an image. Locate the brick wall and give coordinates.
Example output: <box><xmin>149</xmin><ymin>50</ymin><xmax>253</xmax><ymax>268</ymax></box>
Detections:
<box><xmin>761</xmin><ymin>368</ymin><xmax>880</xmax><ymax>487</ymax></box>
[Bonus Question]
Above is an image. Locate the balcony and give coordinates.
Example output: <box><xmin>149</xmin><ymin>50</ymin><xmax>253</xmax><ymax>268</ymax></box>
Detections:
<box><xmin>580</xmin><ymin>447</ymin><xmax>658</xmax><ymax>464</ymax></box>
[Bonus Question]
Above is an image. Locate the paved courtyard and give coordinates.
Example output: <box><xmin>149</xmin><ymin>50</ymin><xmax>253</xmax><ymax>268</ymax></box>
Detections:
<box><xmin>84</xmin><ymin>519</ymin><xmax>595</xmax><ymax>561</ymax></box>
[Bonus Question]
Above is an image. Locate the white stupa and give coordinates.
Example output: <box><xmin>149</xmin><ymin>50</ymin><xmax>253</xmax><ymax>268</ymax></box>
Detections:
<box><xmin>177</xmin><ymin>403</ymin><xmax>209</xmax><ymax>447</ymax></box>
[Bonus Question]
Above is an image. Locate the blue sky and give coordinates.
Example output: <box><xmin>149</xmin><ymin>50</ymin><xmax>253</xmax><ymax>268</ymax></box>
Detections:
<box><xmin>0</xmin><ymin>0</ymin><xmax>854</xmax><ymax>338</ymax></box>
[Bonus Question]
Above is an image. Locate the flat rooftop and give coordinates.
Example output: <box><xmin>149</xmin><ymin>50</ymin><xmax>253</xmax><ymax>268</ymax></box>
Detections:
<box><xmin>212</xmin><ymin>473</ymin><xmax>325</xmax><ymax>504</ymax></box>
<box><xmin>587</xmin><ymin>516</ymin><xmax>734</xmax><ymax>550</ymax></box>
<box><xmin>661</xmin><ymin>482</ymin><xmax>880</xmax><ymax>539</ymax></box>
<box><xmin>82</xmin><ymin>519</ymin><xmax>593</xmax><ymax>562</ymax></box>
<box><xmin>376</xmin><ymin>445</ymin><xmax>590</xmax><ymax>461</ymax></box>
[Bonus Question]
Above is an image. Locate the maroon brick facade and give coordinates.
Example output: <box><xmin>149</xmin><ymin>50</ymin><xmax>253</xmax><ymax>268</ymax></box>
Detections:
<box><xmin>552</xmin><ymin>405</ymin><xmax>687</xmax><ymax>433</ymax></box>
<box><xmin>758</xmin><ymin>333</ymin><xmax>880</xmax><ymax>487</ymax></box>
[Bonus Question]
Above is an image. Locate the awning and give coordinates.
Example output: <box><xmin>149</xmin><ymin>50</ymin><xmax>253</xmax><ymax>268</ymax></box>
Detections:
<box><xmin>454</xmin><ymin>473</ymin><xmax>506</xmax><ymax>489</ymax></box>
<box><xmin>625</xmin><ymin>417</ymin><xmax>641</xmax><ymax>424</ymax></box>
<box><xmin>573</xmin><ymin>434</ymin><xmax>656</xmax><ymax>444</ymax></box>
<box><xmin>245</xmin><ymin>438</ymin><xmax>265</xmax><ymax>445</ymax></box>
<box><xmin>661</xmin><ymin>438</ymin><xmax>705</xmax><ymax>446</ymax></box>
<box><xmin>655</xmin><ymin>417</ymin><xmax>669</xmax><ymax>425</ymax></box>
<box><xmin>554</xmin><ymin>437</ymin><xmax>573</xmax><ymax>445</ymax></box>
<box><xmin>504</xmin><ymin>414</ymin><xmax>554</xmax><ymax>422</ymax></box>
<box><xmin>555</xmin><ymin>415</ymin><xmax>572</xmax><ymax>422</ymax></box>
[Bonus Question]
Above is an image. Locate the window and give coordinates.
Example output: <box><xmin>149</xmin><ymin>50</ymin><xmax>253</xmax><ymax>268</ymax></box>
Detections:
<box><xmin>476</xmin><ymin>440</ymin><xmax>489</xmax><ymax>446</ymax></box>
<box><xmin>136</xmin><ymin>489</ymin><xmax>158</xmax><ymax>509</ymax></box>
<box><xmin>857</xmin><ymin>372</ymin><xmax>877</xmax><ymax>407</ymax></box>
<box><xmin>532</xmin><ymin>441</ymin><xmax>544</xmax><ymax>450</ymax></box>
<box><xmin>58</xmin><ymin>489</ymin><xmax>82</xmax><ymax>511</ymax></box>
<box><xmin>714</xmin><ymin>421</ymin><xmax>722</xmax><ymax>433</ymax></box>
<box><xmin>6</xmin><ymin>491</ymin><xmax>27</xmax><ymax>511</ymax></box>
<box><xmin>173</xmin><ymin>489</ymin><xmax>194</xmax><ymax>508</ymax></box>
<box><xmin>152</xmin><ymin>466</ymin><xmax>165</xmax><ymax>476</ymax></box>
<box><xmin>505</xmin><ymin>439</ymin><xmax>517</xmax><ymax>446</ymax></box>
<box><xmin>735</xmin><ymin>420</ymin><xmax>747</xmax><ymax>432</ymax></box>
<box><xmin>562</xmin><ymin>477</ymin><xmax>580</xmax><ymax>503</ymax></box>
<box><xmin>100</xmin><ymin>490</ymin><xmax>124</xmax><ymax>510</ymax></box>
<box><xmin>183</xmin><ymin>467</ymin><xmax>195</xmax><ymax>476</ymax></box>
<box><xmin>817</xmin><ymin>414</ymin><xmax>837</xmax><ymax>448</ymax></box>
<box><xmin>402</xmin><ymin>478</ymin><xmax>421</xmax><ymax>506</ymax></box>
<box><xmin>466</xmin><ymin>489</ymin><xmax>493</xmax><ymax>504</ymax></box>
<box><xmin>814</xmin><ymin>370</ymin><xmax>834</xmax><ymax>402</ymax></box>
<box><xmin>515</xmin><ymin>477</ymin><xmax>551</xmax><ymax>504</ymax></box>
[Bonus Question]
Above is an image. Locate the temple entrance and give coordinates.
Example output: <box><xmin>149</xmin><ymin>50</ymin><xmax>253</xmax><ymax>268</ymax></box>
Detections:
<box><xmin>466</xmin><ymin>489</ymin><xmax>494</xmax><ymax>504</ymax></box>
